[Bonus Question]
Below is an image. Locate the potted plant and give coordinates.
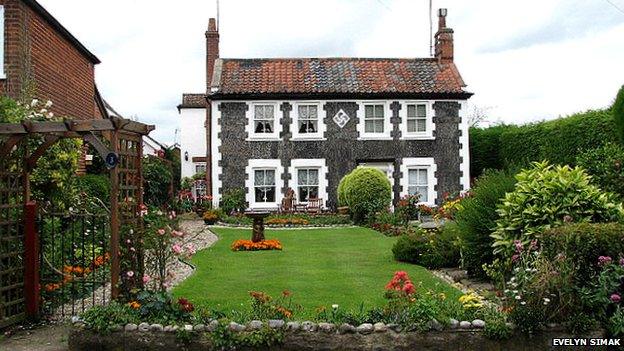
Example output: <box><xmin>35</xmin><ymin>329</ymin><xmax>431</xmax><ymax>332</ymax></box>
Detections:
<box><xmin>203</xmin><ymin>209</ymin><xmax>221</xmax><ymax>225</ymax></box>
<box><xmin>418</xmin><ymin>204</ymin><xmax>435</xmax><ymax>222</ymax></box>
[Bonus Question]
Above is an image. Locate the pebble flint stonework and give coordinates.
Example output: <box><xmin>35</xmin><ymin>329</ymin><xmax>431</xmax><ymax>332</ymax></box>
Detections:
<box><xmin>179</xmin><ymin>9</ymin><xmax>473</xmax><ymax>210</ymax></box>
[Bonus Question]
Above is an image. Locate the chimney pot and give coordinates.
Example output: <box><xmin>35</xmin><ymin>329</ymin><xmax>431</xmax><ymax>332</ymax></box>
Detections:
<box><xmin>434</xmin><ymin>9</ymin><xmax>454</xmax><ymax>64</ymax></box>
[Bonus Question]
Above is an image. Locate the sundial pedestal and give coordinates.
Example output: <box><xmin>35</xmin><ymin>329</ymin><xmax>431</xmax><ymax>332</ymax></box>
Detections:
<box><xmin>245</xmin><ymin>211</ymin><xmax>270</xmax><ymax>243</ymax></box>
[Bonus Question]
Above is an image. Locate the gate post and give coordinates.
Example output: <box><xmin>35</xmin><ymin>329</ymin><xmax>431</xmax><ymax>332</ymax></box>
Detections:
<box><xmin>23</xmin><ymin>201</ymin><xmax>39</xmax><ymax>319</ymax></box>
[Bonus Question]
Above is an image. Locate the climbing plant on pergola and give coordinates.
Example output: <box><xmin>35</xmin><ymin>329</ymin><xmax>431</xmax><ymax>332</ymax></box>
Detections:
<box><xmin>0</xmin><ymin>117</ymin><xmax>153</xmax><ymax>327</ymax></box>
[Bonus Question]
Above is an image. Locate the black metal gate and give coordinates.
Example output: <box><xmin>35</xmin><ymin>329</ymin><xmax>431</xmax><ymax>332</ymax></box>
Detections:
<box><xmin>39</xmin><ymin>204</ymin><xmax>111</xmax><ymax>319</ymax></box>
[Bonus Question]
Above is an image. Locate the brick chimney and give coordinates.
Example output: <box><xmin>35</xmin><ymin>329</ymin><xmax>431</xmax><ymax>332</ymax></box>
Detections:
<box><xmin>205</xmin><ymin>18</ymin><xmax>219</xmax><ymax>198</ymax></box>
<box><xmin>206</xmin><ymin>18</ymin><xmax>219</xmax><ymax>89</ymax></box>
<box><xmin>434</xmin><ymin>8</ymin><xmax>454</xmax><ymax>64</ymax></box>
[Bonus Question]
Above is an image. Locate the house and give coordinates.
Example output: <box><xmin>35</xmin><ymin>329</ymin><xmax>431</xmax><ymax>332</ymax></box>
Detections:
<box><xmin>179</xmin><ymin>9</ymin><xmax>472</xmax><ymax>210</ymax></box>
<box><xmin>0</xmin><ymin>0</ymin><xmax>103</xmax><ymax>120</ymax></box>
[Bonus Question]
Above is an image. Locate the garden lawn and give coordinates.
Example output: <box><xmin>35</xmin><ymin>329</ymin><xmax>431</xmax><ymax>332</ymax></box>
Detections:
<box><xmin>173</xmin><ymin>227</ymin><xmax>462</xmax><ymax>317</ymax></box>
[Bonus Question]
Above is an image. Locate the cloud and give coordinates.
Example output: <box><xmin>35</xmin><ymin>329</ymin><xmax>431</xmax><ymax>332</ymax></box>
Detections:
<box><xmin>35</xmin><ymin>0</ymin><xmax>624</xmax><ymax>144</ymax></box>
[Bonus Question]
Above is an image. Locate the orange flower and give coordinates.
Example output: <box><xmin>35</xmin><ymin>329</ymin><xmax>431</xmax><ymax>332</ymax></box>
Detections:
<box><xmin>231</xmin><ymin>239</ymin><xmax>283</xmax><ymax>251</ymax></box>
<box><xmin>128</xmin><ymin>301</ymin><xmax>141</xmax><ymax>309</ymax></box>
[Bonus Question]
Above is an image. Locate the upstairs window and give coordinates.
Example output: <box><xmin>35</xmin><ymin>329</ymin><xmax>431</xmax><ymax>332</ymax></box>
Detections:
<box><xmin>407</xmin><ymin>104</ymin><xmax>427</xmax><ymax>133</ymax></box>
<box><xmin>254</xmin><ymin>105</ymin><xmax>275</xmax><ymax>134</ymax></box>
<box><xmin>401</xmin><ymin>101</ymin><xmax>434</xmax><ymax>139</ymax></box>
<box><xmin>297</xmin><ymin>105</ymin><xmax>318</xmax><ymax>134</ymax></box>
<box><xmin>254</xmin><ymin>169</ymin><xmax>276</xmax><ymax>203</ymax></box>
<box><xmin>364</xmin><ymin>104</ymin><xmax>385</xmax><ymax>133</ymax></box>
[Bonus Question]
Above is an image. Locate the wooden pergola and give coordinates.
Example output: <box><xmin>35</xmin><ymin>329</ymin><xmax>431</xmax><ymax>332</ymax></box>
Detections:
<box><xmin>0</xmin><ymin>117</ymin><xmax>154</xmax><ymax>327</ymax></box>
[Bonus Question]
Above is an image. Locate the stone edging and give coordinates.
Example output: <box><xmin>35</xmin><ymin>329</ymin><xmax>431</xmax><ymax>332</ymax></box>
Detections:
<box><xmin>68</xmin><ymin>318</ymin><xmax>606</xmax><ymax>351</ymax></box>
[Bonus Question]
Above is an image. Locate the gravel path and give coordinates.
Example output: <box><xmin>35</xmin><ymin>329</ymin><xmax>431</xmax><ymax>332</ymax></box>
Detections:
<box><xmin>166</xmin><ymin>220</ymin><xmax>218</xmax><ymax>288</ymax></box>
<box><xmin>49</xmin><ymin>219</ymin><xmax>218</xmax><ymax>321</ymax></box>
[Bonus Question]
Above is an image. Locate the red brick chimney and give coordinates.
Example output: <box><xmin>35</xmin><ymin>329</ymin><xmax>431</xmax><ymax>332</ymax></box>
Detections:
<box><xmin>434</xmin><ymin>8</ymin><xmax>454</xmax><ymax>64</ymax></box>
<box><xmin>206</xmin><ymin>18</ymin><xmax>219</xmax><ymax>89</ymax></box>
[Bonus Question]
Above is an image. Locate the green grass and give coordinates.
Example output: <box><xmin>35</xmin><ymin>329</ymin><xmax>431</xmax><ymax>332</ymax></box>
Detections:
<box><xmin>173</xmin><ymin>227</ymin><xmax>461</xmax><ymax>316</ymax></box>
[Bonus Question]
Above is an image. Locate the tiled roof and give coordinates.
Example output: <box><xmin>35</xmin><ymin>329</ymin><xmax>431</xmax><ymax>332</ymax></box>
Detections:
<box><xmin>179</xmin><ymin>93</ymin><xmax>206</xmax><ymax>109</ymax></box>
<box><xmin>210</xmin><ymin>58</ymin><xmax>469</xmax><ymax>97</ymax></box>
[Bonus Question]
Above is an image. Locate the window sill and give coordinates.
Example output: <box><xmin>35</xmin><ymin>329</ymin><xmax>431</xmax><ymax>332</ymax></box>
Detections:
<box><xmin>290</xmin><ymin>136</ymin><xmax>327</xmax><ymax>141</ymax></box>
<box><xmin>357</xmin><ymin>136</ymin><xmax>393</xmax><ymax>141</ymax></box>
<box><xmin>246</xmin><ymin>137</ymin><xmax>282</xmax><ymax>142</ymax></box>
<box><xmin>402</xmin><ymin>135</ymin><xmax>435</xmax><ymax>140</ymax></box>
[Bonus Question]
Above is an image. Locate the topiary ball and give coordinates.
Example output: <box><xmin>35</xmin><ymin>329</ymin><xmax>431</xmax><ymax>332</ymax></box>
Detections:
<box><xmin>339</xmin><ymin>167</ymin><xmax>391</xmax><ymax>223</ymax></box>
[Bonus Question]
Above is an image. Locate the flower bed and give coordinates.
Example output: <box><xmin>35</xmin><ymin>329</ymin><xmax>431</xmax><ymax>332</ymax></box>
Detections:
<box><xmin>231</xmin><ymin>239</ymin><xmax>283</xmax><ymax>251</ymax></box>
<box><xmin>220</xmin><ymin>213</ymin><xmax>352</xmax><ymax>227</ymax></box>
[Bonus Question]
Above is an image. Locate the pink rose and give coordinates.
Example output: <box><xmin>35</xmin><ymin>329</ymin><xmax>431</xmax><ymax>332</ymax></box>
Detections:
<box><xmin>620</xmin><ymin>258</ymin><xmax>624</xmax><ymax>267</ymax></box>
<box><xmin>126</xmin><ymin>271</ymin><xmax>134</xmax><ymax>278</ymax></box>
<box><xmin>142</xmin><ymin>275</ymin><xmax>151</xmax><ymax>284</ymax></box>
<box><xmin>610</xmin><ymin>294</ymin><xmax>621</xmax><ymax>303</ymax></box>
<box><xmin>172</xmin><ymin>244</ymin><xmax>182</xmax><ymax>254</ymax></box>
<box><xmin>157</xmin><ymin>228</ymin><xmax>166</xmax><ymax>236</ymax></box>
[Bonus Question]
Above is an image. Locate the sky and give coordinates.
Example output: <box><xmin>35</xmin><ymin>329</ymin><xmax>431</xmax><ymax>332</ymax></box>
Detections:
<box><xmin>37</xmin><ymin>0</ymin><xmax>624</xmax><ymax>145</ymax></box>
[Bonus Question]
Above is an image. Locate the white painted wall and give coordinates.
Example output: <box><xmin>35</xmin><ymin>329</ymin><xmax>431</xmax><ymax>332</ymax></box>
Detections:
<box><xmin>179</xmin><ymin>107</ymin><xmax>207</xmax><ymax>179</ymax></box>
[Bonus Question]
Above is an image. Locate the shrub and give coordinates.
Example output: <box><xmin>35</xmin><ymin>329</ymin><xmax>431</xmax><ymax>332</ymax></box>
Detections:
<box><xmin>143</xmin><ymin>156</ymin><xmax>173</xmax><ymax>207</ymax></box>
<box><xmin>220</xmin><ymin>188</ymin><xmax>247</xmax><ymax>215</ymax></box>
<box><xmin>576</xmin><ymin>143</ymin><xmax>624</xmax><ymax>199</ymax></box>
<box><xmin>392</xmin><ymin>225</ymin><xmax>459</xmax><ymax>269</ymax></box>
<box><xmin>81</xmin><ymin>302</ymin><xmax>139</xmax><ymax>334</ymax></box>
<box><xmin>470</xmin><ymin>109</ymin><xmax>618</xmax><ymax>173</ymax></box>
<box><xmin>203</xmin><ymin>209</ymin><xmax>224</xmax><ymax>224</ymax></box>
<box><xmin>491</xmin><ymin>161</ymin><xmax>623</xmax><ymax>260</ymax></box>
<box><xmin>541</xmin><ymin>223</ymin><xmax>624</xmax><ymax>283</ymax></box>
<box><xmin>614</xmin><ymin>85</ymin><xmax>624</xmax><ymax>145</ymax></box>
<box><xmin>76</xmin><ymin>174</ymin><xmax>110</xmax><ymax>201</ymax></box>
<box><xmin>456</xmin><ymin>169</ymin><xmax>516</xmax><ymax>278</ymax></box>
<box><xmin>339</xmin><ymin>167</ymin><xmax>391</xmax><ymax>223</ymax></box>
<box><xmin>395</xmin><ymin>194</ymin><xmax>420</xmax><ymax>225</ymax></box>
<box><xmin>469</xmin><ymin>125</ymin><xmax>508</xmax><ymax>178</ymax></box>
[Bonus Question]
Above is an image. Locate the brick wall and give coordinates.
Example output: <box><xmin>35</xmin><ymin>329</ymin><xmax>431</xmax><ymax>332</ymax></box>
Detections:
<box><xmin>0</xmin><ymin>0</ymin><xmax>97</xmax><ymax>120</ymax></box>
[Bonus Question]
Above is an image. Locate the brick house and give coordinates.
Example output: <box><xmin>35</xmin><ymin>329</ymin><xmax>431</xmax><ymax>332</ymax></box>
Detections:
<box><xmin>0</xmin><ymin>0</ymin><xmax>102</xmax><ymax>119</ymax></box>
<box><xmin>179</xmin><ymin>9</ymin><xmax>472</xmax><ymax>210</ymax></box>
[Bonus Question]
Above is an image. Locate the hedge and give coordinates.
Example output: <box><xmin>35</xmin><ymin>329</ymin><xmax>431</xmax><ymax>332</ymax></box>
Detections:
<box><xmin>470</xmin><ymin>109</ymin><xmax>618</xmax><ymax>176</ymax></box>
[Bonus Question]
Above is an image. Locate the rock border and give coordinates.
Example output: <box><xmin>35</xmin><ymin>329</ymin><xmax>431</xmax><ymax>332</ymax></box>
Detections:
<box><xmin>69</xmin><ymin>318</ymin><xmax>606</xmax><ymax>351</ymax></box>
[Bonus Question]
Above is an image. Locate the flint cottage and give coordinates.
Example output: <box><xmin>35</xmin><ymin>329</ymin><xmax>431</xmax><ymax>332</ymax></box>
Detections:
<box><xmin>179</xmin><ymin>9</ymin><xmax>472</xmax><ymax>210</ymax></box>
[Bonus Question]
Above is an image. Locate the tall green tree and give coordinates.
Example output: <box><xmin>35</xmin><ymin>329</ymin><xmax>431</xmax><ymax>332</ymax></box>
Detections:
<box><xmin>614</xmin><ymin>85</ymin><xmax>624</xmax><ymax>144</ymax></box>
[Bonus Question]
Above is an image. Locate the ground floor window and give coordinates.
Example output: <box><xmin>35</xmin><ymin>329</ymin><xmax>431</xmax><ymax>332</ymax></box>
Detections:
<box><xmin>296</xmin><ymin>168</ymin><xmax>319</xmax><ymax>202</ymax></box>
<box><xmin>254</xmin><ymin>169</ymin><xmax>276</xmax><ymax>203</ymax></box>
<box><xmin>407</xmin><ymin>168</ymin><xmax>429</xmax><ymax>203</ymax></box>
<box><xmin>195</xmin><ymin>163</ymin><xmax>206</xmax><ymax>175</ymax></box>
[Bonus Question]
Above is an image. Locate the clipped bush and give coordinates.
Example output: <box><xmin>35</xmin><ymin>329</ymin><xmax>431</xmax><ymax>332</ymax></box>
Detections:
<box><xmin>339</xmin><ymin>167</ymin><xmax>391</xmax><ymax>223</ymax></box>
<box><xmin>541</xmin><ymin>223</ymin><xmax>624</xmax><ymax>282</ymax></box>
<box><xmin>469</xmin><ymin>125</ymin><xmax>508</xmax><ymax>178</ymax></box>
<box><xmin>76</xmin><ymin>174</ymin><xmax>111</xmax><ymax>201</ymax></box>
<box><xmin>614</xmin><ymin>85</ymin><xmax>624</xmax><ymax>144</ymax></box>
<box><xmin>456</xmin><ymin>169</ymin><xmax>516</xmax><ymax>278</ymax></box>
<box><xmin>492</xmin><ymin>161</ymin><xmax>624</xmax><ymax>259</ymax></box>
<box><xmin>392</xmin><ymin>224</ymin><xmax>460</xmax><ymax>269</ymax></box>
<box><xmin>576</xmin><ymin>143</ymin><xmax>624</xmax><ymax>199</ymax></box>
<box><xmin>220</xmin><ymin>188</ymin><xmax>246</xmax><ymax>215</ymax></box>
<box><xmin>470</xmin><ymin>109</ymin><xmax>618</xmax><ymax>173</ymax></box>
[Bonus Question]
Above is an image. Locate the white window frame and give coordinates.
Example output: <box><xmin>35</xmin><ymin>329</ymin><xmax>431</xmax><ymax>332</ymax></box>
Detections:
<box><xmin>400</xmin><ymin>101</ymin><xmax>435</xmax><ymax>139</ymax></box>
<box><xmin>194</xmin><ymin>163</ymin><xmax>206</xmax><ymax>175</ymax></box>
<box><xmin>291</xmin><ymin>101</ymin><xmax>326</xmax><ymax>140</ymax></box>
<box><xmin>0</xmin><ymin>5</ymin><xmax>5</xmax><ymax>79</ymax></box>
<box><xmin>400</xmin><ymin>158</ymin><xmax>437</xmax><ymax>206</ymax></box>
<box><xmin>245</xmin><ymin>102</ymin><xmax>282</xmax><ymax>140</ymax></box>
<box><xmin>356</xmin><ymin>101</ymin><xmax>392</xmax><ymax>140</ymax></box>
<box><xmin>245</xmin><ymin>159</ymin><xmax>284</xmax><ymax>209</ymax></box>
<box><xmin>290</xmin><ymin>159</ymin><xmax>328</xmax><ymax>207</ymax></box>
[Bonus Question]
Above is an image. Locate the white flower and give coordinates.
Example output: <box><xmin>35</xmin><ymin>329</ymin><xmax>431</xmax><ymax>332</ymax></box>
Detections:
<box><xmin>31</xmin><ymin>99</ymin><xmax>39</xmax><ymax>107</ymax></box>
<box><xmin>332</xmin><ymin>304</ymin><xmax>339</xmax><ymax>309</ymax></box>
<box><xmin>45</xmin><ymin>100</ymin><xmax>53</xmax><ymax>108</ymax></box>
<box><xmin>543</xmin><ymin>298</ymin><xmax>550</xmax><ymax>303</ymax></box>
<box><xmin>520</xmin><ymin>301</ymin><xmax>526</xmax><ymax>305</ymax></box>
<box><xmin>515</xmin><ymin>295</ymin><xmax>521</xmax><ymax>300</ymax></box>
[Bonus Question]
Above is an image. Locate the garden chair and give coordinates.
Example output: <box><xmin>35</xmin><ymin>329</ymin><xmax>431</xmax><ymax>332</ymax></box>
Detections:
<box><xmin>280</xmin><ymin>188</ymin><xmax>296</xmax><ymax>213</ymax></box>
<box><xmin>306</xmin><ymin>198</ymin><xmax>323</xmax><ymax>214</ymax></box>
